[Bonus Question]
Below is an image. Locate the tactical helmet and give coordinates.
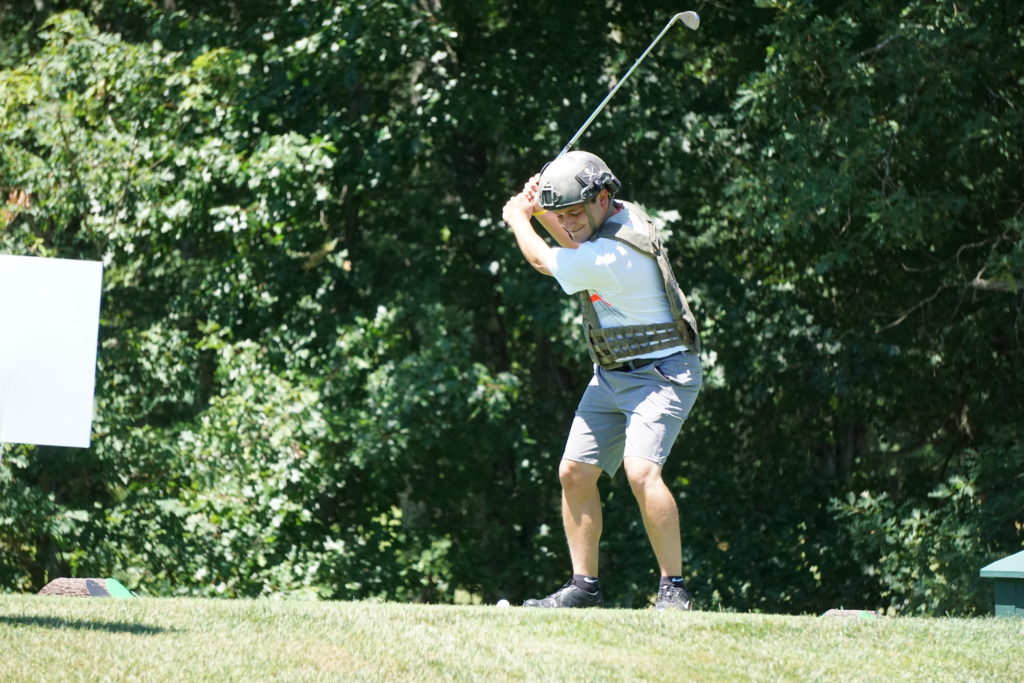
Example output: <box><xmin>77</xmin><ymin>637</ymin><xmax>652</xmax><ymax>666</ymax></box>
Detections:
<box><xmin>538</xmin><ymin>151</ymin><xmax>622</xmax><ymax>211</ymax></box>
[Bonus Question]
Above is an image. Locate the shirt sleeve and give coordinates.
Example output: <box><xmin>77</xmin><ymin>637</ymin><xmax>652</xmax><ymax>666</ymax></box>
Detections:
<box><xmin>544</xmin><ymin>242</ymin><xmax>623</xmax><ymax>295</ymax></box>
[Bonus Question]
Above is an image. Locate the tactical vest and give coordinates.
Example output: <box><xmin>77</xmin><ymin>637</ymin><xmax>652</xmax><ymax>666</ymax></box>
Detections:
<box><xmin>577</xmin><ymin>201</ymin><xmax>701</xmax><ymax>369</ymax></box>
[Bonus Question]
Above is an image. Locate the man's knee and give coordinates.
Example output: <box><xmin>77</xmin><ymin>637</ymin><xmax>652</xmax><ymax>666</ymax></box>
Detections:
<box><xmin>623</xmin><ymin>457</ymin><xmax>665</xmax><ymax>495</ymax></box>
<box><xmin>559</xmin><ymin>459</ymin><xmax>601</xmax><ymax>491</ymax></box>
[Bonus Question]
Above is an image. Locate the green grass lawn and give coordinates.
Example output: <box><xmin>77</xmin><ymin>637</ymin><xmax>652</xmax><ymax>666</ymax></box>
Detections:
<box><xmin>1</xmin><ymin>594</ymin><xmax>1020</xmax><ymax>681</ymax></box>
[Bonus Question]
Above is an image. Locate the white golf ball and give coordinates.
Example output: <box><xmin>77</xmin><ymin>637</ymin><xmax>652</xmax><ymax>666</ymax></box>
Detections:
<box><xmin>496</xmin><ymin>599</ymin><xmax>511</xmax><ymax>608</ymax></box>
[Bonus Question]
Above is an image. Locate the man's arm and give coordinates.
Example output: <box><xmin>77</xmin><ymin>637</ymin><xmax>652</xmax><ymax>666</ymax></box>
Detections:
<box><xmin>503</xmin><ymin>190</ymin><xmax>555</xmax><ymax>276</ymax></box>
<box><xmin>510</xmin><ymin>173</ymin><xmax>580</xmax><ymax>247</ymax></box>
<box><xmin>533</xmin><ymin>209</ymin><xmax>577</xmax><ymax>249</ymax></box>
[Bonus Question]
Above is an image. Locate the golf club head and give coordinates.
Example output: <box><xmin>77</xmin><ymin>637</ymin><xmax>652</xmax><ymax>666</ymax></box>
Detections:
<box><xmin>676</xmin><ymin>11</ymin><xmax>700</xmax><ymax>30</ymax></box>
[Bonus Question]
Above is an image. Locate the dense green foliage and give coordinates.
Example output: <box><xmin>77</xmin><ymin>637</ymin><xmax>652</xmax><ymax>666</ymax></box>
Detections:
<box><xmin>2</xmin><ymin>0</ymin><xmax>1021</xmax><ymax>614</ymax></box>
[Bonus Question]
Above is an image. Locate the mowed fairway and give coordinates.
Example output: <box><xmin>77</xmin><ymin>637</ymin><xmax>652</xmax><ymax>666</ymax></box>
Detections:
<box><xmin>0</xmin><ymin>594</ymin><xmax>1019</xmax><ymax>681</ymax></box>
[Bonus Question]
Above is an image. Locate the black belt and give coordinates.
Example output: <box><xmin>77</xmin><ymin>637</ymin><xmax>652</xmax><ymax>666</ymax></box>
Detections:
<box><xmin>607</xmin><ymin>357</ymin><xmax>658</xmax><ymax>372</ymax></box>
<box><xmin>607</xmin><ymin>351</ymin><xmax>686</xmax><ymax>372</ymax></box>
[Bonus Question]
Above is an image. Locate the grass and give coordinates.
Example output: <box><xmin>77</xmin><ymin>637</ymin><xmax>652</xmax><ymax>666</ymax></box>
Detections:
<box><xmin>1</xmin><ymin>594</ymin><xmax>1021</xmax><ymax>681</ymax></box>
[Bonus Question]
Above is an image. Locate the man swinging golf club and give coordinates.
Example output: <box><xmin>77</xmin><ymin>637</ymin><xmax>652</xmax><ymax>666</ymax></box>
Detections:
<box><xmin>502</xmin><ymin>151</ymin><xmax>702</xmax><ymax>609</ymax></box>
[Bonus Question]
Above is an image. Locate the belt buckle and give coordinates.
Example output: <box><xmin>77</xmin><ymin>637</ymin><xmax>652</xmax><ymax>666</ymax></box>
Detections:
<box><xmin>621</xmin><ymin>358</ymin><xmax>651</xmax><ymax>371</ymax></box>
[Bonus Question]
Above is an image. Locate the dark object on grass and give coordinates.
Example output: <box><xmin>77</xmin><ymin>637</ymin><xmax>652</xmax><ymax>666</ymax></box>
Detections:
<box><xmin>38</xmin><ymin>578</ymin><xmax>134</xmax><ymax>598</ymax></box>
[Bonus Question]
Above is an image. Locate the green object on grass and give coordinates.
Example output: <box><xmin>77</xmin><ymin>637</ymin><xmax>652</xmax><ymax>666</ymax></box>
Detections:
<box><xmin>820</xmin><ymin>608</ymin><xmax>881</xmax><ymax>619</ymax></box>
<box><xmin>104</xmin><ymin>579</ymin><xmax>135</xmax><ymax>598</ymax></box>
<box><xmin>980</xmin><ymin>550</ymin><xmax>1024</xmax><ymax>617</ymax></box>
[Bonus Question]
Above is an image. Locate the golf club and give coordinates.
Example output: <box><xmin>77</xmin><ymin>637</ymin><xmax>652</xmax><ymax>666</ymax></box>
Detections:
<box><xmin>558</xmin><ymin>11</ymin><xmax>700</xmax><ymax>158</ymax></box>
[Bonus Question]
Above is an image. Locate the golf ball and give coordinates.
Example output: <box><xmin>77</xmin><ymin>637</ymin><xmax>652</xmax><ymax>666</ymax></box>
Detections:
<box><xmin>496</xmin><ymin>599</ymin><xmax>511</xmax><ymax>608</ymax></box>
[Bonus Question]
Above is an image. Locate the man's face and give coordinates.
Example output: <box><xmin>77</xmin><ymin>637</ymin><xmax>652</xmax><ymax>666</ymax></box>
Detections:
<box><xmin>552</xmin><ymin>191</ymin><xmax>608</xmax><ymax>243</ymax></box>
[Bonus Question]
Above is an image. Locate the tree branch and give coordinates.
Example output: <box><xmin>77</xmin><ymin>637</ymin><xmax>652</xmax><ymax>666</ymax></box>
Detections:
<box><xmin>876</xmin><ymin>285</ymin><xmax>949</xmax><ymax>333</ymax></box>
<box><xmin>970</xmin><ymin>269</ymin><xmax>1018</xmax><ymax>293</ymax></box>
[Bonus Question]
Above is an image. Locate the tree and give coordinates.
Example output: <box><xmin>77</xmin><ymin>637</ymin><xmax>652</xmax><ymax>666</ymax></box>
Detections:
<box><xmin>2</xmin><ymin>0</ymin><xmax>1021</xmax><ymax>614</ymax></box>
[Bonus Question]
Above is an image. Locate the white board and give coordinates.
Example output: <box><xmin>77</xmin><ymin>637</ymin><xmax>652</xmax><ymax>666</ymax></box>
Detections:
<box><xmin>0</xmin><ymin>254</ymin><xmax>103</xmax><ymax>448</ymax></box>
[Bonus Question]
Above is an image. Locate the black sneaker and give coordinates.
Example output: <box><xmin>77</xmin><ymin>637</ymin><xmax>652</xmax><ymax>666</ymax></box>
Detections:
<box><xmin>654</xmin><ymin>582</ymin><xmax>693</xmax><ymax>611</ymax></box>
<box><xmin>523</xmin><ymin>580</ymin><xmax>604</xmax><ymax>608</ymax></box>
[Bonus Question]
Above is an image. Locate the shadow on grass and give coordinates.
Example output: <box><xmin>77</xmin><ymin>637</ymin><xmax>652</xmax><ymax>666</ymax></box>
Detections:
<box><xmin>0</xmin><ymin>615</ymin><xmax>177</xmax><ymax>635</ymax></box>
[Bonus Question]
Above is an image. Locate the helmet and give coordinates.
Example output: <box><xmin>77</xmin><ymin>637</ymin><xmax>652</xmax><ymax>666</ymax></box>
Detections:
<box><xmin>538</xmin><ymin>151</ymin><xmax>621</xmax><ymax>211</ymax></box>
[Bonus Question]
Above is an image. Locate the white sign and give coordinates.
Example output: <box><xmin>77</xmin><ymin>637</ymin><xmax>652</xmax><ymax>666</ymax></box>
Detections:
<box><xmin>0</xmin><ymin>254</ymin><xmax>103</xmax><ymax>448</ymax></box>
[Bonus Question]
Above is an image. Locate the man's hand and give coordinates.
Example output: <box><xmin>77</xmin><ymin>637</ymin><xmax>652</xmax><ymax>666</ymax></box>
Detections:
<box><xmin>501</xmin><ymin>192</ymin><xmax>534</xmax><ymax>228</ymax></box>
<box><xmin>502</xmin><ymin>174</ymin><xmax>543</xmax><ymax>227</ymax></box>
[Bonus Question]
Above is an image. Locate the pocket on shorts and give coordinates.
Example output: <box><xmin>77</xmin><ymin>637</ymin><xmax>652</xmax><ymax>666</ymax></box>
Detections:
<box><xmin>653</xmin><ymin>353</ymin><xmax>702</xmax><ymax>389</ymax></box>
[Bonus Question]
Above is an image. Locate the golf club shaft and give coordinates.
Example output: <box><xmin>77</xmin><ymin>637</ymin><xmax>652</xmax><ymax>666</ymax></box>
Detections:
<box><xmin>558</xmin><ymin>11</ymin><xmax>699</xmax><ymax>158</ymax></box>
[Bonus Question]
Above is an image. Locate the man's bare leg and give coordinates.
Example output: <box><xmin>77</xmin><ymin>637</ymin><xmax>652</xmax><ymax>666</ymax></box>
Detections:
<box><xmin>622</xmin><ymin>456</ymin><xmax>682</xmax><ymax>576</ymax></box>
<box><xmin>559</xmin><ymin>459</ymin><xmax>604</xmax><ymax>576</ymax></box>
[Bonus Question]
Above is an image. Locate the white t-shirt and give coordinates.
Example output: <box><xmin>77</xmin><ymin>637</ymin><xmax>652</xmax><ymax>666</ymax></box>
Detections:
<box><xmin>543</xmin><ymin>206</ymin><xmax>686</xmax><ymax>360</ymax></box>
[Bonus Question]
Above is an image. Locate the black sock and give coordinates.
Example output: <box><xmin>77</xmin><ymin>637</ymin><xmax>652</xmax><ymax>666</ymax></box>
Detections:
<box><xmin>572</xmin><ymin>574</ymin><xmax>600</xmax><ymax>592</ymax></box>
<box><xmin>660</xmin><ymin>576</ymin><xmax>687</xmax><ymax>588</ymax></box>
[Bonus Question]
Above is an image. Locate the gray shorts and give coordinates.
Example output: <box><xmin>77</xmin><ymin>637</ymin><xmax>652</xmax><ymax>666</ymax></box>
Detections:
<box><xmin>563</xmin><ymin>351</ymin><xmax>702</xmax><ymax>475</ymax></box>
